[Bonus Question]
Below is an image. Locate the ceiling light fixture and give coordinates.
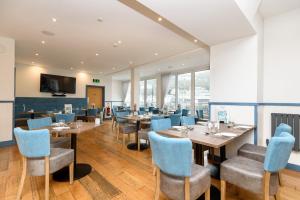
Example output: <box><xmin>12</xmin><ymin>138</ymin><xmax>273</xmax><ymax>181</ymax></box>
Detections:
<box><xmin>182</xmin><ymin>64</ymin><xmax>185</xmax><ymax>66</ymax></box>
<box><xmin>35</xmin><ymin>53</ymin><xmax>39</xmax><ymax>56</ymax></box>
<box><xmin>52</xmin><ymin>17</ymin><xmax>57</xmax><ymax>22</ymax></box>
<box><xmin>70</xmin><ymin>67</ymin><xmax>74</xmax><ymax>70</ymax></box>
<box><xmin>41</xmin><ymin>40</ymin><xmax>46</xmax><ymax>44</ymax></box>
<box><xmin>80</xmin><ymin>61</ymin><xmax>84</xmax><ymax>64</ymax></box>
<box><xmin>158</xmin><ymin>17</ymin><xmax>162</xmax><ymax>22</ymax></box>
<box><xmin>31</xmin><ymin>62</ymin><xmax>35</xmax><ymax>64</ymax></box>
<box><xmin>118</xmin><ymin>40</ymin><xmax>122</xmax><ymax>44</ymax></box>
<box><xmin>112</xmin><ymin>67</ymin><xmax>116</xmax><ymax>70</ymax></box>
<box><xmin>154</xmin><ymin>53</ymin><xmax>158</xmax><ymax>56</ymax></box>
<box><xmin>95</xmin><ymin>53</ymin><xmax>99</xmax><ymax>56</ymax></box>
<box><xmin>194</xmin><ymin>39</ymin><xmax>198</xmax><ymax>43</ymax></box>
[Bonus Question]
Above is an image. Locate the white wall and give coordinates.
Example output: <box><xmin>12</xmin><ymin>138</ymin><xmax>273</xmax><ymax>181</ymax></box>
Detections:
<box><xmin>111</xmin><ymin>80</ymin><xmax>123</xmax><ymax>101</ymax></box>
<box><xmin>0</xmin><ymin>36</ymin><xmax>15</xmax><ymax>142</ymax></box>
<box><xmin>16</xmin><ymin>64</ymin><xmax>114</xmax><ymax>101</ymax></box>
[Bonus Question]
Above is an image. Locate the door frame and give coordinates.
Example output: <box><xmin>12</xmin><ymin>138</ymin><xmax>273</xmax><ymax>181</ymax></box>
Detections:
<box><xmin>86</xmin><ymin>85</ymin><xmax>105</xmax><ymax>108</ymax></box>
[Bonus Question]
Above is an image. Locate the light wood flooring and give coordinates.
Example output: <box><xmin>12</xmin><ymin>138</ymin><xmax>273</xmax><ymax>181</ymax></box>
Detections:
<box><xmin>1</xmin><ymin>121</ymin><xmax>300</xmax><ymax>200</ymax></box>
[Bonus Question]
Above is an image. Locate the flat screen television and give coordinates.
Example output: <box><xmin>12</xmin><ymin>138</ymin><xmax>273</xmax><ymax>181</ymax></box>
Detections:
<box><xmin>40</xmin><ymin>73</ymin><xmax>76</xmax><ymax>94</ymax></box>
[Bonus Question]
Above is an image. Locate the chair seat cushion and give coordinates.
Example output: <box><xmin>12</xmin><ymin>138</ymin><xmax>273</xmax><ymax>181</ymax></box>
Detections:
<box><xmin>27</xmin><ymin>148</ymin><xmax>74</xmax><ymax>176</ymax></box>
<box><xmin>238</xmin><ymin>143</ymin><xmax>266</xmax><ymax>163</ymax></box>
<box><xmin>50</xmin><ymin>137</ymin><xmax>71</xmax><ymax>149</ymax></box>
<box><xmin>221</xmin><ymin>156</ymin><xmax>278</xmax><ymax>195</ymax></box>
<box><xmin>160</xmin><ymin>164</ymin><xmax>211</xmax><ymax>200</ymax></box>
<box><xmin>119</xmin><ymin>124</ymin><xmax>136</xmax><ymax>134</ymax></box>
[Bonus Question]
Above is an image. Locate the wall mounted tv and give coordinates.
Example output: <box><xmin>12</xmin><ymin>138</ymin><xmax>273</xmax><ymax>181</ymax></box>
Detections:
<box><xmin>40</xmin><ymin>73</ymin><xmax>76</xmax><ymax>94</ymax></box>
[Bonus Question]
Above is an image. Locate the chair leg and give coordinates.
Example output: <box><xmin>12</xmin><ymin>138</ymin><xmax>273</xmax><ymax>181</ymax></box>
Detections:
<box><xmin>205</xmin><ymin>187</ymin><xmax>210</xmax><ymax>200</ymax></box>
<box><xmin>16</xmin><ymin>156</ymin><xmax>27</xmax><ymax>200</ymax></box>
<box><xmin>117</xmin><ymin>125</ymin><xmax>120</xmax><ymax>141</ymax></box>
<box><xmin>221</xmin><ymin>179</ymin><xmax>226</xmax><ymax>200</ymax></box>
<box><xmin>137</xmin><ymin>135</ymin><xmax>140</xmax><ymax>151</ymax></box>
<box><xmin>122</xmin><ymin>134</ymin><xmax>126</xmax><ymax>148</ymax></box>
<box><xmin>154</xmin><ymin>167</ymin><xmax>160</xmax><ymax>200</ymax></box>
<box><xmin>69</xmin><ymin>161</ymin><xmax>74</xmax><ymax>184</ymax></box>
<box><xmin>45</xmin><ymin>156</ymin><xmax>50</xmax><ymax>200</ymax></box>
<box><xmin>184</xmin><ymin>177</ymin><xmax>190</xmax><ymax>200</ymax></box>
<box><xmin>263</xmin><ymin>171</ymin><xmax>271</xmax><ymax>200</ymax></box>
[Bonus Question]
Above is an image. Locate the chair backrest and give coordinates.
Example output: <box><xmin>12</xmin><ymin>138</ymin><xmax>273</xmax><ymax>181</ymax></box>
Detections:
<box><xmin>152</xmin><ymin>108</ymin><xmax>159</xmax><ymax>114</ymax></box>
<box><xmin>151</xmin><ymin>115</ymin><xmax>164</xmax><ymax>120</ymax></box>
<box><xmin>196</xmin><ymin>109</ymin><xmax>204</xmax><ymax>119</ymax></box>
<box><xmin>174</xmin><ymin>109</ymin><xmax>182</xmax><ymax>115</ymax></box>
<box><xmin>264</xmin><ymin>132</ymin><xmax>295</xmax><ymax>173</ymax></box>
<box><xmin>151</xmin><ymin>118</ymin><xmax>171</xmax><ymax>132</ymax></box>
<box><xmin>87</xmin><ymin>108</ymin><xmax>97</xmax><ymax>116</ymax></box>
<box><xmin>181</xmin><ymin>116</ymin><xmax>196</xmax><ymax>126</ymax></box>
<box><xmin>115</xmin><ymin>111</ymin><xmax>129</xmax><ymax>122</ymax></box>
<box><xmin>149</xmin><ymin>107</ymin><xmax>154</xmax><ymax>112</ymax></box>
<box><xmin>139</xmin><ymin>107</ymin><xmax>145</xmax><ymax>112</ymax></box>
<box><xmin>274</xmin><ymin>123</ymin><xmax>292</xmax><ymax>137</ymax></box>
<box><xmin>27</xmin><ymin>117</ymin><xmax>52</xmax><ymax>130</ymax></box>
<box><xmin>14</xmin><ymin>127</ymin><xmax>50</xmax><ymax>158</ymax></box>
<box><xmin>149</xmin><ymin>131</ymin><xmax>192</xmax><ymax>177</ymax></box>
<box><xmin>170</xmin><ymin>114</ymin><xmax>181</xmax><ymax>126</ymax></box>
<box><xmin>182</xmin><ymin>109</ymin><xmax>189</xmax><ymax>116</ymax></box>
<box><xmin>55</xmin><ymin>113</ymin><xmax>75</xmax><ymax>123</ymax></box>
<box><xmin>138</xmin><ymin>110</ymin><xmax>145</xmax><ymax>115</ymax></box>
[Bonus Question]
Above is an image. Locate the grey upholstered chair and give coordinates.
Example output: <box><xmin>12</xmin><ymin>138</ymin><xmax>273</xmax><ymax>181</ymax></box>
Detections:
<box><xmin>238</xmin><ymin>123</ymin><xmax>292</xmax><ymax>162</ymax></box>
<box><xmin>149</xmin><ymin>131</ymin><xmax>211</xmax><ymax>200</ymax></box>
<box><xmin>14</xmin><ymin>128</ymin><xmax>74</xmax><ymax>200</ymax></box>
<box><xmin>27</xmin><ymin>117</ymin><xmax>71</xmax><ymax>148</ymax></box>
<box><xmin>221</xmin><ymin>132</ymin><xmax>295</xmax><ymax>200</ymax></box>
<box><xmin>115</xmin><ymin>111</ymin><xmax>136</xmax><ymax>148</ymax></box>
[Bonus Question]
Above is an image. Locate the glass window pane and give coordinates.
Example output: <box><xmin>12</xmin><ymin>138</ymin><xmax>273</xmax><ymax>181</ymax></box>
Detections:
<box><xmin>124</xmin><ymin>83</ymin><xmax>131</xmax><ymax>106</ymax></box>
<box><xmin>195</xmin><ymin>70</ymin><xmax>210</xmax><ymax>119</ymax></box>
<box><xmin>178</xmin><ymin>73</ymin><xmax>191</xmax><ymax>110</ymax></box>
<box><xmin>163</xmin><ymin>75</ymin><xmax>176</xmax><ymax>110</ymax></box>
<box><xmin>146</xmin><ymin>79</ymin><xmax>156</xmax><ymax>107</ymax></box>
<box><xmin>139</xmin><ymin>80</ymin><xmax>144</xmax><ymax>107</ymax></box>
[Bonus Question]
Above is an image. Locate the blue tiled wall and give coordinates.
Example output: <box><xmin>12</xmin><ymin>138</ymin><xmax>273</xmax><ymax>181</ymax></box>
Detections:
<box><xmin>15</xmin><ymin>97</ymin><xmax>87</xmax><ymax>118</ymax></box>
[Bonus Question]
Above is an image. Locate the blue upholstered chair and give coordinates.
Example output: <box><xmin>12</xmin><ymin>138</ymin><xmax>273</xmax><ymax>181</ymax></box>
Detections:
<box><xmin>174</xmin><ymin>109</ymin><xmax>182</xmax><ymax>115</ymax></box>
<box><xmin>149</xmin><ymin>131</ymin><xmax>211</xmax><ymax>200</ymax></box>
<box><xmin>221</xmin><ymin>132</ymin><xmax>295</xmax><ymax>200</ymax></box>
<box><xmin>151</xmin><ymin>118</ymin><xmax>172</xmax><ymax>132</ymax></box>
<box><xmin>138</xmin><ymin>110</ymin><xmax>145</xmax><ymax>115</ymax></box>
<box><xmin>151</xmin><ymin>115</ymin><xmax>164</xmax><ymax>120</ymax></box>
<box><xmin>238</xmin><ymin>123</ymin><xmax>292</xmax><ymax>162</ymax></box>
<box><xmin>170</xmin><ymin>114</ymin><xmax>181</xmax><ymax>126</ymax></box>
<box><xmin>87</xmin><ymin>108</ymin><xmax>97</xmax><ymax>116</ymax></box>
<box><xmin>181</xmin><ymin>116</ymin><xmax>196</xmax><ymax>126</ymax></box>
<box><xmin>196</xmin><ymin>109</ymin><xmax>204</xmax><ymax>120</ymax></box>
<box><xmin>149</xmin><ymin>106</ymin><xmax>155</xmax><ymax>113</ymax></box>
<box><xmin>115</xmin><ymin>111</ymin><xmax>136</xmax><ymax>147</ymax></box>
<box><xmin>27</xmin><ymin>117</ymin><xmax>70</xmax><ymax>149</ymax></box>
<box><xmin>182</xmin><ymin>109</ymin><xmax>189</xmax><ymax>116</ymax></box>
<box><xmin>55</xmin><ymin>113</ymin><xmax>75</xmax><ymax>123</ymax></box>
<box><xmin>14</xmin><ymin>127</ymin><xmax>74</xmax><ymax>200</ymax></box>
<box><xmin>152</xmin><ymin>108</ymin><xmax>160</xmax><ymax>114</ymax></box>
<box><xmin>139</xmin><ymin>107</ymin><xmax>145</xmax><ymax>112</ymax></box>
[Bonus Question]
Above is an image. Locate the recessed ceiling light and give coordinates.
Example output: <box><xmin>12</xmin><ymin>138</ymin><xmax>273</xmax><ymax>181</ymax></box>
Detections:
<box><xmin>41</xmin><ymin>40</ymin><xmax>46</xmax><ymax>44</ymax></box>
<box><xmin>97</xmin><ymin>18</ymin><xmax>103</xmax><ymax>22</ymax></box>
<box><xmin>182</xmin><ymin>64</ymin><xmax>185</xmax><ymax>66</ymax></box>
<box><xmin>95</xmin><ymin>53</ymin><xmax>99</xmax><ymax>56</ymax></box>
<box><xmin>118</xmin><ymin>40</ymin><xmax>122</xmax><ymax>44</ymax></box>
<box><xmin>35</xmin><ymin>53</ymin><xmax>39</xmax><ymax>56</ymax></box>
<box><xmin>154</xmin><ymin>53</ymin><xmax>158</xmax><ymax>56</ymax></box>
<box><xmin>52</xmin><ymin>18</ymin><xmax>57</xmax><ymax>22</ymax></box>
<box><xmin>194</xmin><ymin>39</ymin><xmax>198</xmax><ymax>43</ymax></box>
<box><xmin>70</xmin><ymin>67</ymin><xmax>74</xmax><ymax>70</ymax></box>
<box><xmin>31</xmin><ymin>61</ymin><xmax>35</xmax><ymax>64</ymax></box>
<box><xmin>80</xmin><ymin>61</ymin><xmax>84</xmax><ymax>64</ymax></box>
<box><xmin>112</xmin><ymin>67</ymin><xmax>116</xmax><ymax>70</ymax></box>
<box><xmin>158</xmin><ymin>17</ymin><xmax>162</xmax><ymax>22</ymax></box>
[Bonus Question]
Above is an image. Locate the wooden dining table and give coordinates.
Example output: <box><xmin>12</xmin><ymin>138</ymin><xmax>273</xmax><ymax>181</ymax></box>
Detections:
<box><xmin>43</xmin><ymin>122</ymin><xmax>101</xmax><ymax>182</ymax></box>
<box><xmin>157</xmin><ymin>124</ymin><xmax>254</xmax><ymax>178</ymax></box>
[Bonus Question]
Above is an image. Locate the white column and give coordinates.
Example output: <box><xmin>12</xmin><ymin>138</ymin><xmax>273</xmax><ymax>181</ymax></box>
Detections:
<box><xmin>0</xmin><ymin>36</ymin><xmax>15</xmax><ymax>143</ymax></box>
<box><xmin>156</xmin><ymin>73</ymin><xmax>162</xmax><ymax>108</ymax></box>
<box><xmin>130</xmin><ymin>68</ymin><xmax>140</xmax><ymax>109</ymax></box>
<box><xmin>191</xmin><ymin>71</ymin><xmax>195</xmax><ymax>115</ymax></box>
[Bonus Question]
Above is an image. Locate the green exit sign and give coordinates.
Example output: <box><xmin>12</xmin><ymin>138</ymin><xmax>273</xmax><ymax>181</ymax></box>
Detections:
<box><xmin>93</xmin><ymin>79</ymin><xmax>100</xmax><ymax>83</ymax></box>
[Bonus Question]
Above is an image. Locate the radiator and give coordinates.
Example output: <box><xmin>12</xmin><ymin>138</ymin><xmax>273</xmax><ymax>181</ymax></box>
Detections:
<box><xmin>271</xmin><ymin>113</ymin><xmax>300</xmax><ymax>151</ymax></box>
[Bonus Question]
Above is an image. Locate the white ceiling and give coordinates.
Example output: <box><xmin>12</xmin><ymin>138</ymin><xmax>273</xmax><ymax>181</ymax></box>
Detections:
<box><xmin>0</xmin><ymin>0</ymin><xmax>200</xmax><ymax>74</ymax></box>
<box><xmin>112</xmin><ymin>48</ymin><xmax>210</xmax><ymax>81</ymax></box>
<box><xmin>138</xmin><ymin>0</ymin><xmax>256</xmax><ymax>45</ymax></box>
<box><xmin>259</xmin><ymin>0</ymin><xmax>300</xmax><ymax>18</ymax></box>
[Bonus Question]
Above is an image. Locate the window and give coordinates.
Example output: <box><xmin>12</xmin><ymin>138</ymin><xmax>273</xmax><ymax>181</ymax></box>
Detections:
<box><xmin>178</xmin><ymin>73</ymin><xmax>191</xmax><ymax>110</ymax></box>
<box><xmin>124</xmin><ymin>82</ymin><xmax>131</xmax><ymax>106</ymax></box>
<box><xmin>195</xmin><ymin>70</ymin><xmax>210</xmax><ymax>119</ymax></box>
<box><xmin>146</xmin><ymin>79</ymin><xmax>156</xmax><ymax>107</ymax></box>
<box><xmin>163</xmin><ymin>75</ymin><xmax>176</xmax><ymax>110</ymax></box>
<box><xmin>139</xmin><ymin>80</ymin><xmax>145</xmax><ymax>107</ymax></box>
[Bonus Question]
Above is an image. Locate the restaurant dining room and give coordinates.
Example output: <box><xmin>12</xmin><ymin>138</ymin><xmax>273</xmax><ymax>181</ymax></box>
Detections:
<box><xmin>0</xmin><ymin>0</ymin><xmax>300</xmax><ymax>200</ymax></box>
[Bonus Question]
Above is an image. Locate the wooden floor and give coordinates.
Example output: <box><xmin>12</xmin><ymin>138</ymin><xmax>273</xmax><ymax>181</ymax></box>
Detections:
<box><xmin>1</xmin><ymin>121</ymin><xmax>300</xmax><ymax>200</ymax></box>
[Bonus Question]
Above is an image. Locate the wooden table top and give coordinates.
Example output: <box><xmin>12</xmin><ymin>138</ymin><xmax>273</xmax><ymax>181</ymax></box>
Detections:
<box><xmin>157</xmin><ymin>124</ymin><xmax>254</xmax><ymax>148</ymax></box>
<box><xmin>44</xmin><ymin>122</ymin><xmax>101</xmax><ymax>135</ymax></box>
<box><xmin>120</xmin><ymin>114</ymin><xmax>170</xmax><ymax>121</ymax></box>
